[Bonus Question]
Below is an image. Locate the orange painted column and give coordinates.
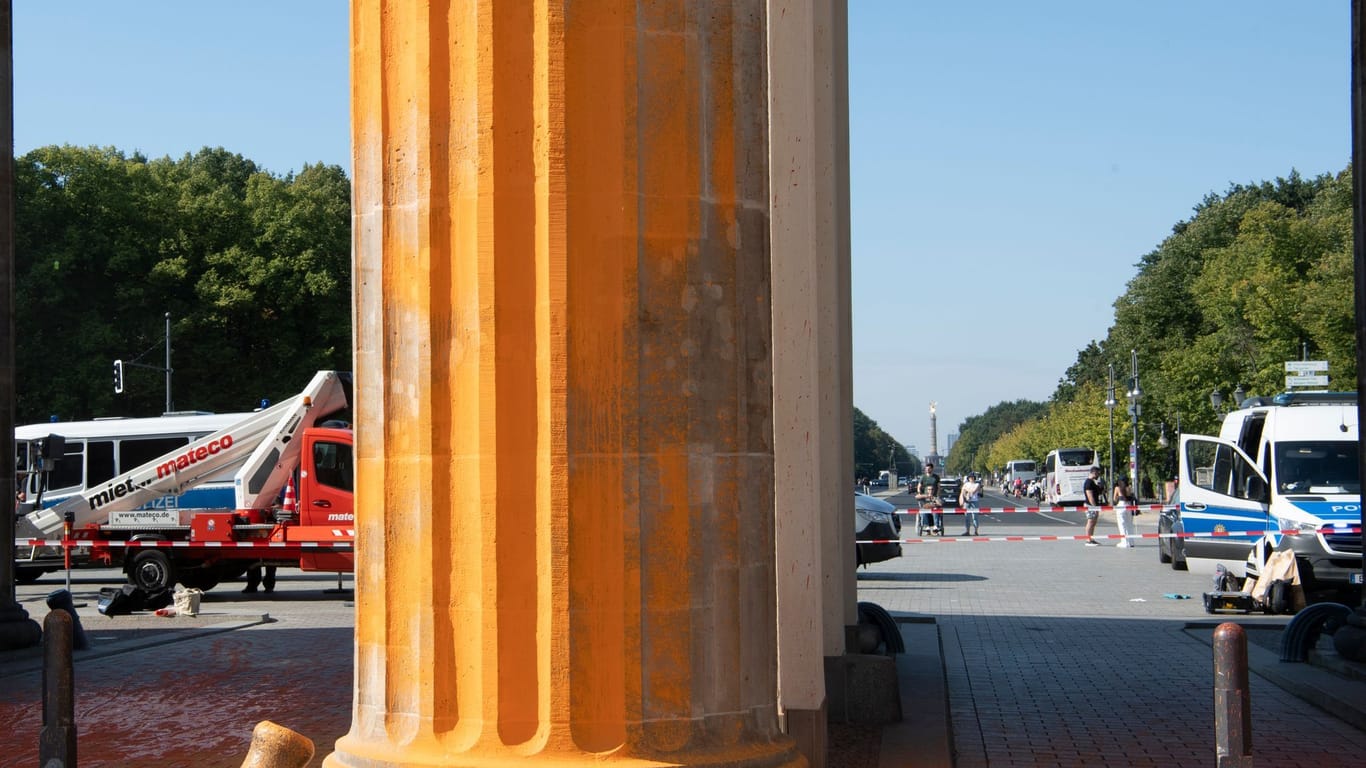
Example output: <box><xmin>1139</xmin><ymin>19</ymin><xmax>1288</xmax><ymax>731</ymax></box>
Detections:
<box><xmin>327</xmin><ymin>3</ymin><xmax>805</xmax><ymax>768</ymax></box>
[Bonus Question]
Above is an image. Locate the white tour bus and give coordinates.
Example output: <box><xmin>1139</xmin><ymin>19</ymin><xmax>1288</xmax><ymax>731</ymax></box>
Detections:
<box><xmin>1043</xmin><ymin>447</ymin><xmax>1099</xmax><ymax>506</ymax></box>
<box><xmin>1004</xmin><ymin>459</ymin><xmax>1037</xmax><ymax>488</ymax></box>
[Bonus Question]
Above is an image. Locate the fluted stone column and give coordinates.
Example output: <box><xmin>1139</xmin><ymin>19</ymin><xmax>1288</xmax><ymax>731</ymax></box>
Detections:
<box><xmin>328</xmin><ymin>3</ymin><xmax>804</xmax><ymax>767</ymax></box>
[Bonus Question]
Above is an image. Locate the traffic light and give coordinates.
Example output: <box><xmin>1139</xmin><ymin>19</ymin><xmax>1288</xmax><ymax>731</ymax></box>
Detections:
<box><xmin>113</xmin><ymin>359</ymin><xmax>124</xmax><ymax>394</ymax></box>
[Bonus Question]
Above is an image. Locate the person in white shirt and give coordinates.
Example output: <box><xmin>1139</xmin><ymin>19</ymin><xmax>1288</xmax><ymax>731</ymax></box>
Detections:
<box><xmin>1113</xmin><ymin>475</ymin><xmax>1137</xmax><ymax>548</ymax></box>
<box><xmin>958</xmin><ymin>472</ymin><xmax>983</xmax><ymax>536</ymax></box>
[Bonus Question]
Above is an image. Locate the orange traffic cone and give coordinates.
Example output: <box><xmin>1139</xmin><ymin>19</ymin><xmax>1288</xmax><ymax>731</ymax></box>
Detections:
<box><xmin>283</xmin><ymin>478</ymin><xmax>297</xmax><ymax>517</ymax></box>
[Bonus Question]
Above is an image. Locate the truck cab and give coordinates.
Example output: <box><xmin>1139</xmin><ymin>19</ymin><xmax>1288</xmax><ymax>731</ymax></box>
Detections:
<box><xmin>1178</xmin><ymin>391</ymin><xmax>1361</xmax><ymax>591</ymax></box>
<box><xmin>294</xmin><ymin>426</ymin><xmax>354</xmax><ymax>572</ymax></box>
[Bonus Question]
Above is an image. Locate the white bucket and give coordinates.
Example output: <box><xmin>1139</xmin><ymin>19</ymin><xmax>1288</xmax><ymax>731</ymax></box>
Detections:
<box><xmin>173</xmin><ymin>586</ymin><xmax>203</xmax><ymax>617</ymax></box>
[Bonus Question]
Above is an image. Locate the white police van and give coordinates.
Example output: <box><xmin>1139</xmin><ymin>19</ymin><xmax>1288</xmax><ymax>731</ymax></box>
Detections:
<box><xmin>1178</xmin><ymin>391</ymin><xmax>1361</xmax><ymax>590</ymax></box>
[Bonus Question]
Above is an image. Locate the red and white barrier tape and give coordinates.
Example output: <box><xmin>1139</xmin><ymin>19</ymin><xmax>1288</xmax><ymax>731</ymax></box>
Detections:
<box><xmin>16</xmin><ymin>538</ymin><xmax>353</xmax><ymax>550</ymax></box>
<box><xmin>895</xmin><ymin>504</ymin><xmax>1173</xmax><ymax>515</ymax></box>
<box><xmin>857</xmin><ymin>527</ymin><xmax>1362</xmax><ymax>545</ymax></box>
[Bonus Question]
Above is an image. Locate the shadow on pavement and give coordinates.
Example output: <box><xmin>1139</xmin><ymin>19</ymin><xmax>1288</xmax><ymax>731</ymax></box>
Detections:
<box><xmin>857</xmin><ymin>571</ymin><xmax>987</xmax><ymax>583</ymax></box>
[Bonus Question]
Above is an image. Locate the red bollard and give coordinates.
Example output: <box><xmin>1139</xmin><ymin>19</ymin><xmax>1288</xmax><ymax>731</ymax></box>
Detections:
<box><xmin>1213</xmin><ymin>622</ymin><xmax>1253</xmax><ymax>767</ymax></box>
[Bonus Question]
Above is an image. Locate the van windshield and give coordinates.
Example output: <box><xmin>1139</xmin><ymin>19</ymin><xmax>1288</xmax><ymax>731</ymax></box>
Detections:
<box><xmin>1274</xmin><ymin>441</ymin><xmax>1360</xmax><ymax>494</ymax></box>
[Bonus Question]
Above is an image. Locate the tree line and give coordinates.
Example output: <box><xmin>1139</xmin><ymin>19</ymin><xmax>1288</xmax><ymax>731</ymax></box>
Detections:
<box><xmin>935</xmin><ymin>166</ymin><xmax>1355</xmax><ymax>493</ymax></box>
<box><xmin>21</xmin><ymin>146</ymin><xmax>1351</xmax><ymax>499</ymax></box>
<box><xmin>853</xmin><ymin>406</ymin><xmax>920</xmax><ymax>484</ymax></box>
<box><xmin>14</xmin><ymin>145</ymin><xmax>352</xmax><ymax>424</ymax></box>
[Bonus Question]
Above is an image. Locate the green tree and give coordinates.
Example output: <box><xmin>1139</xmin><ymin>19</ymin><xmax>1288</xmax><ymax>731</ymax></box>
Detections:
<box><xmin>14</xmin><ymin>145</ymin><xmax>352</xmax><ymax>423</ymax></box>
<box><xmin>852</xmin><ymin>407</ymin><xmax>917</xmax><ymax>483</ymax></box>
<box><xmin>945</xmin><ymin>399</ymin><xmax>1047</xmax><ymax>477</ymax></box>
<box><xmin>980</xmin><ymin>166</ymin><xmax>1355</xmax><ymax>496</ymax></box>
<box><xmin>185</xmin><ymin>162</ymin><xmax>352</xmax><ymax>393</ymax></box>
<box><xmin>1051</xmin><ymin>341</ymin><xmax>1108</xmax><ymax>404</ymax></box>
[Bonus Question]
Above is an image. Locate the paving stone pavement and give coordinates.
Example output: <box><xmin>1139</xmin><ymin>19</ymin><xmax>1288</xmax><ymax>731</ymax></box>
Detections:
<box><xmin>1</xmin><ymin>572</ymin><xmax>355</xmax><ymax>767</ymax></box>
<box><xmin>858</xmin><ymin>493</ymin><xmax>1366</xmax><ymax>767</ymax></box>
<box><xmin>4</xmin><ymin>499</ymin><xmax>1363</xmax><ymax>767</ymax></box>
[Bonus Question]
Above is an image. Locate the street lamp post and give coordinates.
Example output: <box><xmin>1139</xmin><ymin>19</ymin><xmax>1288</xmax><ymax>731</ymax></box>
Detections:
<box><xmin>1127</xmin><ymin>349</ymin><xmax>1143</xmax><ymax>500</ymax></box>
<box><xmin>1158</xmin><ymin>421</ymin><xmax>1169</xmax><ymax>503</ymax></box>
<box><xmin>1105</xmin><ymin>363</ymin><xmax>1117</xmax><ymax>492</ymax></box>
<box><xmin>164</xmin><ymin>311</ymin><xmax>173</xmax><ymax>414</ymax></box>
<box><xmin>1211</xmin><ymin>385</ymin><xmax>1245</xmax><ymax>416</ymax></box>
<box><xmin>1165</xmin><ymin>413</ymin><xmax>1182</xmax><ymax>501</ymax></box>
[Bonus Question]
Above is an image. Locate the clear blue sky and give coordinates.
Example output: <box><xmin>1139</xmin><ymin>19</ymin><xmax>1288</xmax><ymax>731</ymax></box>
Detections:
<box><xmin>13</xmin><ymin>2</ymin><xmax>1351</xmax><ymax>458</ymax></box>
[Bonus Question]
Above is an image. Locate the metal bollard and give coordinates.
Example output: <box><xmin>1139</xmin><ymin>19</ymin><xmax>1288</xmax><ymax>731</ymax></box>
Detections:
<box><xmin>238</xmin><ymin>720</ymin><xmax>315</xmax><ymax>768</ymax></box>
<box><xmin>45</xmin><ymin>589</ymin><xmax>90</xmax><ymax>651</ymax></box>
<box><xmin>39</xmin><ymin>610</ymin><xmax>78</xmax><ymax>768</ymax></box>
<box><xmin>1213</xmin><ymin>622</ymin><xmax>1253</xmax><ymax>767</ymax></box>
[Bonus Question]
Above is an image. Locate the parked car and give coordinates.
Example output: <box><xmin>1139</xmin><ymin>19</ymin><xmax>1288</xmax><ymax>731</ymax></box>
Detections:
<box><xmin>938</xmin><ymin>476</ymin><xmax>962</xmax><ymax>506</ymax></box>
<box><xmin>1157</xmin><ymin>487</ymin><xmax>1188</xmax><ymax>570</ymax></box>
<box><xmin>855</xmin><ymin>492</ymin><xmax>902</xmax><ymax>567</ymax></box>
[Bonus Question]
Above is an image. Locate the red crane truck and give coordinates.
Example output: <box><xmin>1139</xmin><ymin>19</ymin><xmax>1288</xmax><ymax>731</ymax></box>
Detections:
<box><xmin>14</xmin><ymin>371</ymin><xmax>355</xmax><ymax>592</ymax></box>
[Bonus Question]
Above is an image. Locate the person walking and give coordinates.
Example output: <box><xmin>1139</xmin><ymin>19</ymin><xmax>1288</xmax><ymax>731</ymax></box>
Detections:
<box><xmin>1082</xmin><ymin>466</ymin><xmax>1104</xmax><ymax>546</ymax></box>
<box><xmin>1112</xmin><ymin>475</ymin><xmax>1137</xmax><ymax>548</ymax></box>
<box><xmin>959</xmin><ymin>472</ymin><xmax>983</xmax><ymax>536</ymax></box>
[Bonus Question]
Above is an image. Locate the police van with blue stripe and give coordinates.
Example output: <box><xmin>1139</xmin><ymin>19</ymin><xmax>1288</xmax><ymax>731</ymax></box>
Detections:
<box><xmin>1177</xmin><ymin>391</ymin><xmax>1361</xmax><ymax>591</ymax></box>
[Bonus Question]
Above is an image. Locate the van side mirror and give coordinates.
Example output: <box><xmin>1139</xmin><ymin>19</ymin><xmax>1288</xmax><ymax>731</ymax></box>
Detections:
<box><xmin>1244</xmin><ymin>476</ymin><xmax>1267</xmax><ymax>502</ymax></box>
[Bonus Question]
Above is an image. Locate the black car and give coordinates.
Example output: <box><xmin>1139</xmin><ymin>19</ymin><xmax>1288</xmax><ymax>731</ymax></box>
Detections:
<box><xmin>855</xmin><ymin>492</ymin><xmax>902</xmax><ymax>567</ymax></box>
<box><xmin>938</xmin><ymin>477</ymin><xmax>962</xmax><ymax>506</ymax></box>
<box><xmin>1157</xmin><ymin>487</ymin><xmax>1188</xmax><ymax>570</ymax></box>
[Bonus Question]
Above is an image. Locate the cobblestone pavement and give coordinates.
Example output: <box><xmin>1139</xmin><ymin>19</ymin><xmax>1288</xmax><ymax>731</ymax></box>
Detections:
<box><xmin>4</xmin><ymin>500</ymin><xmax>1363</xmax><ymax>767</ymax></box>
<box><xmin>857</xmin><ymin>496</ymin><xmax>1366</xmax><ymax>767</ymax></box>
<box><xmin>1</xmin><ymin>571</ymin><xmax>355</xmax><ymax>767</ymax></box>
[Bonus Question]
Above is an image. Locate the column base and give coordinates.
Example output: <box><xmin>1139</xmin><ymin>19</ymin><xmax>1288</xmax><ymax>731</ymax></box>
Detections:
<box><xmin>823</xmin><ymin>654</ymin><xmax>900</xmax><ymax>725</ymax></box>
<box><xmin>0</xmin><ymin>604</ymin><xmax>42</xmax><ymax>650</ymax></box>
<box><xmin>785</xmin><ymin>701</ymin><xmax>827</xmax><ymax>768</ymax></box>
<box><xmin>326</xmin><ymin>734</ymin><xmax>809</xmax><ymax>768</ymax></box>
<box><xmin>1334</xmin><ymin>607</ymin><xmax>1366</xmax><ymax>662</ymax></box>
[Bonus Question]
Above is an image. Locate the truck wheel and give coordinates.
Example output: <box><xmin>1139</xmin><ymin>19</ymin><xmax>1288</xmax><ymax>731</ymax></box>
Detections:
<box><xmin>128</xmin><ymin>550</ymin><xmax>176</xmax><ymax>593</ymax></box>
<box><xmin>15</xmin><ymin>567</ymin><xmax>46</xmax><ymax>585</ymax></box>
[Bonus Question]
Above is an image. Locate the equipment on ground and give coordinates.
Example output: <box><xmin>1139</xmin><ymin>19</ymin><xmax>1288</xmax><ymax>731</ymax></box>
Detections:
<box><xmin>1202</xmin><ymin>551</ymin><xmax>1303</xmax><ymax>615</ymax></box>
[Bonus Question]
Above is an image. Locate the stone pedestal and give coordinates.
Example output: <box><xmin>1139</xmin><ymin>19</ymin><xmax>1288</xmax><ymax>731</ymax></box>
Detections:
<box><xmin>1333</xmin><ymin>607</ymin><xmax>1366</xmax><ymax>662</ymax></box>
<box><xmin>0</xmin><ymin>605</ymin><xmax>41</xmax><ymax>651</ymax></box>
